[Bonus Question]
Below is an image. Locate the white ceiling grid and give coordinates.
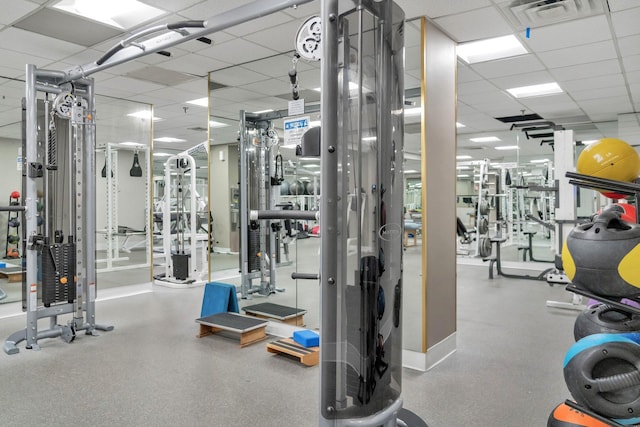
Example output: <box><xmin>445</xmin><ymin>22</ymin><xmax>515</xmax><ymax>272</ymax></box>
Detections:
<box><xmin>0</xmin><ymin>0</ymin><xmax>636</xmax><ymax>165</ymax></box>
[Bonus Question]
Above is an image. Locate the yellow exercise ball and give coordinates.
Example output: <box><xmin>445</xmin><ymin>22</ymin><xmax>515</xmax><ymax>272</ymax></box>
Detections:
<box><xmin>577</xmin><ymin>138</ymin><xmax>640</xmax><ymax>198</ymax></box>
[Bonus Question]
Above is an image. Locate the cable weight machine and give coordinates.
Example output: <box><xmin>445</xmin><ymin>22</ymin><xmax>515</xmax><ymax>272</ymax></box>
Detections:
<box><xmin>4</xmin><ymin>70</ymin><xmax>113</xmax><ymax>354</ymax></box>
<box><xmin>239</xmin><ymin>111</ymin><xmax>285</xmax><ymax>298</ymax></box>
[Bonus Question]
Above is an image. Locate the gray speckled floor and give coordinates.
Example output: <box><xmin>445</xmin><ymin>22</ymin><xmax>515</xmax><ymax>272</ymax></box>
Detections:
<box><xmin>0</xmin><ymin>242</ymin><xmax>579</xmax><ymax>426</ymax></box>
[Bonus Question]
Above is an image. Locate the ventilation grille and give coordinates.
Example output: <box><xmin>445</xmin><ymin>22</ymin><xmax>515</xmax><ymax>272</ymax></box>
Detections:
<box><xmin>505</xmin><ymin>0</ymin><xmax>603</xmax><ymax>28</ymax></box>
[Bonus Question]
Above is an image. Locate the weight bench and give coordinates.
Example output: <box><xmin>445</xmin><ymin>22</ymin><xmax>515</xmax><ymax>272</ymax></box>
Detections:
<box><xmin>404</xmin><ymin>221</ymin><xmax>421</xmax><ymax>247</ymax></box>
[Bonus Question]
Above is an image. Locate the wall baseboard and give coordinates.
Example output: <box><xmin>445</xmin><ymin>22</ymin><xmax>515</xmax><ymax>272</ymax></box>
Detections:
<box><xmin>402</xmin><ymin>332</ymin><xmax>456</xmax><ymax>372</ymax></box>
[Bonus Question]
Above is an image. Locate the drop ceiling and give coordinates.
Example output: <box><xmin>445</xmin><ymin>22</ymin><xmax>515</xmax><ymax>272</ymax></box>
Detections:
<box><xmin>0</xmin><ymin>0</ymin><xmax>638</xmax><ymax>170</ymax></box>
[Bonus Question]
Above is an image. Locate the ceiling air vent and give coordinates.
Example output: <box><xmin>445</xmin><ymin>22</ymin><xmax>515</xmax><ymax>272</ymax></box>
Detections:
<box><xmin>505</xmin><ymin>0</ymin><xmax>603</xmax><ymax>28</ymax></box>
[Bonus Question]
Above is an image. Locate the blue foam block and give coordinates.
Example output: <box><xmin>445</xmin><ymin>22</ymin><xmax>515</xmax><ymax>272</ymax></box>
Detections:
<box><xmin>293</xmin><ymin>330</ymin><xmax>319</xmax><ymax>348</ymax></box>
<box><xmin>200</xmin><ymin>282</ymin><xmax>239</xmax><ymax>317</ymax></box>
<box><xmin>0</xmin><ymin>262</ymin><xmax>5</xmax><ymax>268</ymax></box>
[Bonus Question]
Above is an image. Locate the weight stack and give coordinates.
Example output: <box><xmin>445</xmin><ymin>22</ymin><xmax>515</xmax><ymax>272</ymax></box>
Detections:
<box><xmin>248</xmin><ymin>227</ymin><xmax>260</xmax><ymax>272</ymax></box>
<box><xmin>42</xmin><ymin>243</ymin><xmax>76</xmax><ymax>306</ymax></box>
<box><xmin>172</xmin><ymin>254</ymin><xmax>190</xmax><ymax>280</ymax></box>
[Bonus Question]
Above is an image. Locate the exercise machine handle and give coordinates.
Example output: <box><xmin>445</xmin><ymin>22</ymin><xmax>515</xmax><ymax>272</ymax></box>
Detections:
<box><xmin>291</xmin><ymin>272</ymin><xmax>319</xmax><ymax>280</ymax></box>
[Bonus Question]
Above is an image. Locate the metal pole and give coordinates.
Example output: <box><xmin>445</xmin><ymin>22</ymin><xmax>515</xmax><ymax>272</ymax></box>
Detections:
<box><xmin>320</xmin><ymin>0</ymin><xmax>339</xmax><ymax>422</ymax></box>
<box><xmin>24</xmin><ymin>64</ymin><xmax>39</xmax><ymax>349</ymax></box>
<box><xmin>83</xmin><ymin>80</ymin><xmax>97</xmax><ymax>330</ymax></box>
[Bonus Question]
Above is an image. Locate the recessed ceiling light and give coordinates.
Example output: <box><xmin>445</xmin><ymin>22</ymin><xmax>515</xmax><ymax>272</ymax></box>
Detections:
<box><xmin>470</xmin><ymin>136</ymin><xmax>500</xmax><ymax>143</ymax></box>
<box><xmin>404</xmin><ymin>169</ymin><xmax>418</xmax><ymax>174</ymax></box>
<box><xmin>457</xmin><ymin>174</ymin><xmax>469</xmax><ymax>178</ymax></box>
<box><xmin>210</xmin><ymin>120</ymin><xmax>229</xmax><ymax>128</ymax></box>
<box><xmin>127</xmin><ymin>111</ymin><xmax>162</xmax><ymax>121</ymax></box>
<box><xmin>530</xmin><ymin>158</ymin><xmax>550</xmax><ymax>163</ymax></box>
<box><xmin>186</xmin><ymin>97</ymin><xmax>208</xmax><ymax>107</ymax></box>
<box><xmin>53</xmin><ymin>0</ymin><xmax>165</xmax><ymax>30</ymax></box>
<box><xmin>120</xmin><ymin>141</ymin><xmax>143</xmax><ymax>146</ymax></box>
<box><xmin>494</xmin><ymin>145</ymin><xmax>520</xmax><ymax>150</ymax></box>
<box><xmin>456</xmin><ymin>122</ymin><xmax>466</xmax><ymax>128</ymax></box>
<box><xmin>457</xmin><ymin>35</ymin><xmax>527</xmax><ymax>64</ymax></box>
<box><xmin>456</xmin><ymin>165</ymin><xmax>470</xmax><ymax>170</ymax></box>
<box><xmin>456</xmin><ymin>155</ymin><xmax>472</xmax><ymax>159</ymax></box>
<box><xmin>153</xmin><ymin>152</ymin><xmax>172</xmax><ymax>157</ymax></box>
<box><xmin>362</xmin><ymin>136</ymin><xmax>377</xmax><ymax>141</ymax></box>
<box><xmin>154</xmin><ymin>137</ymin><xmax>187</xmax><ymax>143</ymax></box>
<box><xmin>506</xmin><ymin>82</ymin><xmax>563</xmax><ymax>98</ymax></box>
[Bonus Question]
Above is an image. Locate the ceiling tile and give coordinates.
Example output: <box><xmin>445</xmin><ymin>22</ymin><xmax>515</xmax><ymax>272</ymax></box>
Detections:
<box><xmin>179</xmin><ymin>0</ymin><xmax>253</xmax><ymax>19</ymax></box>
<box><xmin>623</xmin><ymin>55</ymin><xmax>640</xmax><ymax>72</ymax></box>
<box><xmin>458</xmin><ymin>80</ymin><xmax>497</xmax><ymax>96</ymax></box>
<box><xmin>400</xmin><ymin>0</ymin><xmax>495</xmax><ymax>21</ymax></box>
<box><xmin>471</xmin><ymin>54</ymin><xmax>545</xmax><ymax>79</ymax></box>
<box><xmin>211</xmin><ymin>87</ymin><xmax>264</xmax><ymax>103</ymax></box>
<box><xmin>139</xmin><ymin>0</ymin><xmax>203</xmax><ymax>13</ymax></box>
<box><xmin>537</xmin><ymin>40</ymin><xmax>617</xmax><ymax>68</ymax></box>
<box><xmin>459</xmin><ymin>89</ymin><xmax>514</xmax><ymax>106</ymax></box>
<box><xmin>627</xmin><ymin>70</ymin><xmax>640</xmax><ymax>84</ymax></box>
<box><xmin>457</xmin><ymin>63</ymin><xmax>484</xmax><ymax>83</ymax></box>
<box><xmin>160</xmin><ymin>53</ymin><xmax>233</xmax><ymax>77</ymax></box>
<box><xmin>0</xmin><ymin>27</ymin><xmax>85</xmax><ymax>60</ymax></box>
<box><xmin>405</xmin><ymin>19</ymin><xmax>421</xmax><ymax>48</ymax></box>
<box><xmin>209</xmin><ymin>66</ymin><xmax>270</xmax><ymax>87</ymax></box>
<box><xmin>561</xmin><ymin>74</ymin><xmax>626</xmax><ymax>92</ymax></box>
<box><xmin>607</xmin><ymin>0</ymin><xmax>640</xmax><ymax>12</ymax></box>
<box><xmin>405</xmin><ymin>45</ymin><xmax>421</xmax><ymax>72</ymax></box>
<box><xmin>619</xmin><ymin>34</ymin><xmax>640</xmax><ymax>57</ymax></box>
<box><xmin>523</xmin><ymin>15</ymin><xmax>611</xmax><ymax>52</ymax></box>
<box><xmin>550</xmin><ymin>59</ymin><xmax>621</xmax><ymax>82</ymax></box>
<box><xmin>579</xmin><ymin>96</ymin><xmax>632</xmax><ymax>117</ymax></box>
<box><xmin>240</xmin><ymin>54</ymin><xmax>315</xmax><ymax>79</ymax></box>
<box><xmin>611</xmin><ymin>6</ymin><xmax>640</xmax><ymax>38</ymax></box>
<box><xmin>239</xmin><ymin>78</ymin><xmax>292</xmax><ymax>97</ymax></box>
<box><xmin>225</xmin><ymin>12</ymin><xmax>293</xmax><ymax>37</ymax></box>
<box><xmin>281</xmin><ymin>1</ymin><xmax>320</xmax><ymax>19</ymax></box>
<box><xmin>491</xmin><ymin>70</ymin><xmax>556</xmax><ymax>91</ymax></box>
<box><xmin>13</xmin><ymin>7</ymin><xmax>122</xmax><ymax>46</ymax></box>
<box><xmin>0</xmin><ymin>0</ymin><xmax>39</xmax><ymax>25</ymax></box>
<box><xmin>199</xmin><ymin>37</ymin><xmax>279</xmax><ymax>64</ymax></box>
<box><xmin>243</xmin><ymin>20</ymin><xmax>310</xmax><ymax>53</ymax></box>
<box><xmin>571</xmin><ymin>85</ymin><xmax>628</xmax><ymax>101</ymax></box>
<box><xmin>433</xmin><ymin>7</ymin><xmax>513</xmax><ymax>43</ymax></box>
<box><xmin>0</xmin><ymin>47</ymin><xmax>51</xmax><ymax>71</ymax></box>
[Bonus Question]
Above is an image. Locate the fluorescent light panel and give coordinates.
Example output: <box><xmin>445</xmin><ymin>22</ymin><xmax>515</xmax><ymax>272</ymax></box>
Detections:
<box><xmin>530</xmin><ymin>159</ymin><xmax>549</xmax><ymax>163</ymax></box>
<box><xmin>53</xmin><ymin>0</ymin><xmax>165</xmax><ymax>30</ymax></box>
<box><xmin>494</xmin><ymin>145</ymin><xmax>520</xmax><ymax>150</ymax></box>
<box><xmin>128</xmin><ymin>111</ymin><xmax>162</xmax><ymax>121</ymax></box>
<box><xmin>154</xmin><ymin>137</ymin><xmax>186</xmax><ymax>143</ymax></box>
<box><xmin>456</xmin><ymin>155</ymin><xmax>472</xmax><ymax>159</ymax></box>
<box><xmin>470</xmin><ymin>136</ymin><xmax>500</xmax><ymax>143</ymax></box>
<box><xmin>186</xmin><ymin>97</ymin><xmax>208</xmax><ymax>107</ymax></box>
<box><xmin>456</xmin><ymin>122</ymin><xmax>466</xmax><ymax>128</ymax></box>
<box><xmin>507</xmin><ymin>82</ymin><xmax>562</xmax><ymax>98</ymax></box>
<box><xmin>457</xmin><ymin>35</ymin><xmax>527</xmax><ymax>64</ymax></box>
<box><xmin>153</xmin><ymin>152</ymin><xmax>172</xmax><ymax>157</ymax></box>
<box><xmin>210</xmin><ymin>120</ymin><xmax>229</xmax><ymax>128</ymax></box>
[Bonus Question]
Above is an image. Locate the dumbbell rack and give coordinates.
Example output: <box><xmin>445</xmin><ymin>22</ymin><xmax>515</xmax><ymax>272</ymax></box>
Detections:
<box><xmin>5</xmin><ymin>194</ymin><xmax>21</xmax><ymax>259</ymax></box>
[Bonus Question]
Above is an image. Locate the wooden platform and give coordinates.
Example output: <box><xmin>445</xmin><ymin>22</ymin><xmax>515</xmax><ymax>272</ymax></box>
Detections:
<box><xmin>196</xmin><ymin>312</ymin><xmax>268</xmax><ymax>347</ymax></box>
<box><xmin>242</xmin><ymin>302</ymin><xmax>306</xmax><ymax>326</ymax></box>
<box><xmin>266</xmin><ymin>338</ymin><xmax>319</xmax><ymax>366</ymax></box>
<box><xmin>0</xmin><ymin>265</ymin><xmax>24</xmax><ymax>283</ymax></box>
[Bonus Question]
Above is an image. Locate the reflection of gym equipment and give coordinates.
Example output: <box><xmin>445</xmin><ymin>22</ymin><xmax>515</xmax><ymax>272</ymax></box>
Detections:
<box><xmin>5</xmin><ymin>191</ymin><xmax>21</xmax><ymax>259</ymax></box>
<box><xmin>96</xmin><ymin>144</ymin><xmax>151</xmax><ymax>272</ymax></box>
<box><xmin>154</xmin><ymin>152</ymin><xmax>207</xmax><ymax>288</ymax></box>
<box><xmin>238</xmin><ymin>110</ymin><xmax>284</xmax><ymax>298</ymax></box>
<box><xmin>484</xmin><ymin>236</ymin><xmax>555</xmax><ymax>281</ymax></box>
<box><xmin>4</xmin><ymin>75</ymin><xmax>112</xmax><ymax>354</ymax></box>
